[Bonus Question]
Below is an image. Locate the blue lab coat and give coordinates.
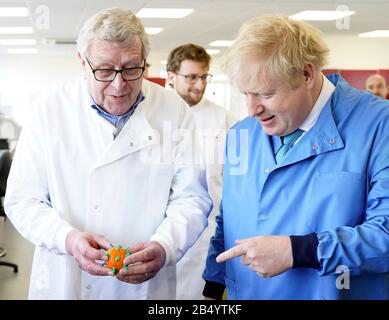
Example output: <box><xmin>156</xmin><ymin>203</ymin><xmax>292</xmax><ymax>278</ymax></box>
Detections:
<box><xmin>204</xmin><ymin>74</ymin><xmax>389</xmax><ymax>299</ymax></box>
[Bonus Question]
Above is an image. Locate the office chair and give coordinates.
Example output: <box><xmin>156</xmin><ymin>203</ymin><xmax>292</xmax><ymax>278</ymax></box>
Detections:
<box><xmin>0</xmin><ymin>149</ymin><xmax>18</xmax><ymax>273</ymax></box>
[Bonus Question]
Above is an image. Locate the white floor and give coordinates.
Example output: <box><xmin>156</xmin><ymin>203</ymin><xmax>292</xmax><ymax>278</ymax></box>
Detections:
<box><xmin>0</xmin><ymin>218</ymin><xmax>34</xmax><ymax>300</ymax></box>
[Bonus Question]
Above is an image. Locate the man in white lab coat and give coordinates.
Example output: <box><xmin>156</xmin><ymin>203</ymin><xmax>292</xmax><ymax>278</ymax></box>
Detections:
<box><xmin>167</xmin><ymin>43</ymin><xmax>237</xmax><ymax>299</ymax></box>
<box><xmin>4</xmin><ymin>8</ymin><xmax>212</xmax><ymax>300</ymax></box>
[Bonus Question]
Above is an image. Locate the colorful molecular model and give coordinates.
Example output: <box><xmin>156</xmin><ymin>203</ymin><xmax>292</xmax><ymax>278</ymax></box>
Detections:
<box><xmin>100</xmin><ymin>243</ymin><xmax>131</xmax><ymax>274</ymax></box>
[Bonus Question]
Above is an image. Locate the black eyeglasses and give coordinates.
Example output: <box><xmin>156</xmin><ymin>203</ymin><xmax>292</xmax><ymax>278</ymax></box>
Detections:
<box><xmin>176</xmin><ymin>73</ymin><xmax>213</xmax><ymax>84</ymax></box>
<box><xmin>85</xmin><ymin>57</ymin><xmax>146</xmax><ymax>82</ymax></box>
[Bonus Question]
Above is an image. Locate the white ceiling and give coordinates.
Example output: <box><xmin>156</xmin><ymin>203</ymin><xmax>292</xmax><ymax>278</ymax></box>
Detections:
<box><xmin>1</xmin><ymin>0</ymin><xmax>389</xmax><ymax>69</ymax></box>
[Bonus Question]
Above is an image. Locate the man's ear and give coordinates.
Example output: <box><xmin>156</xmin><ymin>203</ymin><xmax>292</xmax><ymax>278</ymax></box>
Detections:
<box><xmin>167</xmin><ymin>71</ymin><xmax>176</xmax><ymax>89</ymax></box>
<box><xmin>77</xmin><ymin>52</ymin><xmax>87</xmax><ymax>79</ymax></box>
<box><xmin>303</xmin><ymin>63</ymin><xmax>317</xmax><ymax>89</ymax></box>
<box><xmin>77</xmin><ymin>52</ymin><xmax>84</xmax><ymax>65</ymax></box>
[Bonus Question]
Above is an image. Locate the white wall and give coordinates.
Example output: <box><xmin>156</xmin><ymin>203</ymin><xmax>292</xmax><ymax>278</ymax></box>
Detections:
<box><xmin>0</xmin><ymin>52</ymin><xmax>81</xmax><ymax>125</ymax></box>
<box><xmin>325</xmin><ymin>35</ymin><xmax>389</xmax><ymax>69</ymax></box>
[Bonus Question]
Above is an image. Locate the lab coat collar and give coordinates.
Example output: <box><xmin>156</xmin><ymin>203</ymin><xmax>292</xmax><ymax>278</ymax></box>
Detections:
<box><xmin>92</xmin><ymin>85</ymin><xmax>159</xmax><ymax>169</ymax></box>
<box><xmin>272</xmin><ymin>73</ymin><xmax>345</xmax><ymax>169</ymax></box>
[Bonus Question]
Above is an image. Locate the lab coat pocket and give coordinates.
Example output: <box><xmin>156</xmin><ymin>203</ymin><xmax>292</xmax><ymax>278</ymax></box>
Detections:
<box><xmin>224</xmin><ymin>276</ymin><xmax>238</xmax><ymax>300</ymax></box>
<box><xmin>311</xmin><ymin>171</ymin><xmax>366</xmax><ymax>227</ymax></box>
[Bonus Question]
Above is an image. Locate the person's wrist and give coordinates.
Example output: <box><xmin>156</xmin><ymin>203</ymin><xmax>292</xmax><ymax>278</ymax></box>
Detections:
<box><xmin>65</xmin><ymin>229</ymin><xmax>79</xmax><ymax>256</ymax></box>
<box><xmin>151</xmin><ymin>240</ymin><xmax>166</xmax><ymax>265</ymax></box>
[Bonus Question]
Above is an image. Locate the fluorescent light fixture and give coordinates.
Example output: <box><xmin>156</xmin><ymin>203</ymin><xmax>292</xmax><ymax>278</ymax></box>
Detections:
<box><xmin>0</xmin><ymin>7</ymin><xmax>29</xmax><ymax>17</ymax></box>
<box><xmin>0</xmin><ymin>27</ymin><xmax>33</xmax><ymax>34</ymax></box>
<box><xmin>209</xmin><ymin>40</ymin><xmax>233</xmax><ymax>47</ymax></box>
<box><xmin>7</xmin><ymin>48</ymin><xmax>38</xmax><ymax>54</ymax></box>
<box><xmin>359</xmin><ymin>30</ymin><xmax>389</xmax><ymax>38</ymax></box>
<box><xmin>290</xmin><ymin>10</ymin><xmax>355</xmax><ymax>21</ymax></box>
<box><xmin>145</xmin><ymin>27</ymin><xmax>163</xmax><ymax>35</ymax></box>
<box><xmin>160</xmin><ymin>60</ymin><xmax>167</xmax><ymax>65</ymax></box>
<box><xmin>206</xmin><ymin>49</ymin><xmax>220</xmax><ymax>55</ymax></box>
<box><xmin>0</xmin><ymin>38</ymin><xmax>36</xmax><ymax>45</ymax></box>
<box><xmin>137</xmin><ymin>8</ymin><xmax>193</xmax><ymax>18</ymax></box>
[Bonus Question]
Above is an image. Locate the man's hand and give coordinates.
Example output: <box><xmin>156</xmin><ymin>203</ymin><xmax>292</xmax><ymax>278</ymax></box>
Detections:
<box><xmin>116</xmin><ymin>241</ymin><xmax>166</xmax><ymax>284</ymax></box>
<box><xmin>65</xmin><ymin>229</ymin><xmax>112</xmax><ymax>276</ymax></box>
<box><xmin>216</xmin><ymin>235</ymin><xmax>293</xmax><ymax>278</ymax></box>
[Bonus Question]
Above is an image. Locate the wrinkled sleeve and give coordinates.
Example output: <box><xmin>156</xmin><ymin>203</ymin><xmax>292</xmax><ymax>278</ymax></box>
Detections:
<box><xmin>150</xmin><ymin>102</ymin><xmax>213</xmax><ymax>266</ymax></box>
<box><xmin>4</xmin><ymin>96</ymin><xmax>75</xmax><ymax>255</ymax></box>
<box><xmin>317</xmin><ymin>130</ymin><xmax>389</xmax><ymax>276</ymax></box>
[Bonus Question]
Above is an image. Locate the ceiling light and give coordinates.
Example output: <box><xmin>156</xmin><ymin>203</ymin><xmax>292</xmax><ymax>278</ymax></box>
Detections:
<box><xmin>7</xmin><ymin>48</ymin><xmax>38</xmax><ymax>54</ymax></box>
<box><xmin>0</xmin><ymin>7</ymin><xmax>29</xmax><ymax>17</ymax></box>
<box><xmin>145</xmin><ymin>27</ymin><xmax>163</xmax><ymax>35</ymax></box>
<box><xmin>136</xmin><ymin>8</ymin><xmax>193</xmax><ymax>18</ymax></box>
<box><xmin>209</xmin><ymin>40</ymin><xmax>233</xmax><ymax>47</ymax></box>
<box><xmin>359</xmin><ymin>30</ymin><xmax>389</xmax><ymax>38</ymax></box>
<box><xmin>0</xmin><ymin>27</ymin><xmax>33</xmax><ymax>34</ymax></box>
<box><xmin>206</xmin><ymin>49</ymin><xmax>220</xmax><ymax>55</ymax></box>
<box><xmin>0</xmin><ymin>39</ymin><xmax>36</xmax><ymax>45</ymax></box>
<box><xmin>290</xmin><ymin>10</ymin><xmax>355</xmax><ymax>21</ymax></box>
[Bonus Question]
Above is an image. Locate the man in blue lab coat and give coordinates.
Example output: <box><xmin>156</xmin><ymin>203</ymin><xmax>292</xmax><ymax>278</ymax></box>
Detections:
<box><xmin>203</xmin><ymin>14</ymin><xmax>389</xmax><ymax>299</ymax></box>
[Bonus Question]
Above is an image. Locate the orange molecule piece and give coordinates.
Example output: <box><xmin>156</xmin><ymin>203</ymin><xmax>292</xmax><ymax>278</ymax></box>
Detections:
<box><xmin>104</xmin><ymin>244</ymin><xmax>130</xmax><ymax>274</ymax></box>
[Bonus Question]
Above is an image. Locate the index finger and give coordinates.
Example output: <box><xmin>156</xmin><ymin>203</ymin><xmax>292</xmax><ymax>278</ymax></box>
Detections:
<box><xmin>216</xmin><ymin>244</ymin><xmax>247</xmax><ymax>263</ymax></box>
<box><xmin>124</xmin><ymin>249</ymin><xmax>148</xmax><ymax>265</ymax></box>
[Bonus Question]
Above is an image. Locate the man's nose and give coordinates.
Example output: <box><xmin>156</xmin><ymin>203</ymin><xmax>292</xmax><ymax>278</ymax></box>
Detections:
<box><xmin>246</xmin><ymin>94</ymin><xmax>262</xmax><ymax>116</ymax></box>
<box><xmin>194</xmin><ymin>77</ymin><xmax>206</xmax><ymax>89</ymax></box>
<box><xmin>110</xmin><ymin>72</ymin><xmax>126</xmax><ymax>90</ymax></box>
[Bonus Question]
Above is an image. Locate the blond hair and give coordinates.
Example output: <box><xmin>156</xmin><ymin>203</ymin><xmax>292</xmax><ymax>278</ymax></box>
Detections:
<box><xmin>77</xmin><ymin>7</ymin><xmax>150</xmax><ymax>59</ymax></box>
<box><xmin>222</xmin><ymin>15</ymin><xmax>329</xmax><ymax>87</ymax></box>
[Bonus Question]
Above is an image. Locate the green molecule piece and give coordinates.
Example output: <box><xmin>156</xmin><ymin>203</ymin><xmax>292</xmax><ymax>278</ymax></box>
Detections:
<box><xmin>115</xmin><ymin>256</ymin><xmax>120</xmax><ymax>262</ymax></box>
<box><xmin>123</xmin><ymin>265</ymin><xmax>128</xmax><ymax>270</ymax></box>
<box><xmin>116</xmin><ymin>245</ymin><xmax>122</xmax><ymax>251</ymax></box>
<box><xmin>125</xmin><ymin>247</ymin><xmax>130</xmax><ymax>252</ymax></box>
<box><xmin>105</xmin><ymin>252</ymin><xmax>110</xmax><ymax>258</ymax></box>
<box><xmin>112</xmin><ymin>267</ymin><xmax>117</xmax><ymax>274</ymax></box>
<box><xmin>125</xmin><ymin>252</ymin><xmax>131</xmax><ymax>257</ymax></box>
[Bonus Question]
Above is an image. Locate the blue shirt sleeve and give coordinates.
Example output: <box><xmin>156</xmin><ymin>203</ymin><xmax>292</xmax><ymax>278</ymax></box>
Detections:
<box><xmin>202</xmin><ymin>201</ymin><xmax>226</xmax><ymax>292</ymax></box>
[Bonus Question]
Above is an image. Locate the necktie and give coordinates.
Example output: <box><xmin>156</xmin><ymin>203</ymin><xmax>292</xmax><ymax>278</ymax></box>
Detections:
<box><xmin>274</xmin><ymin>129</ymin><xmax>304</xmax><ymax>164</ymax></box>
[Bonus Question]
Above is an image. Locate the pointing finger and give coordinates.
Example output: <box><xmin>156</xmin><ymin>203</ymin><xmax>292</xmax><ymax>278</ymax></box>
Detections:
<box><xmin>216</xmin><ymin>244</ymin><xmax>247</xmax><ymax>263</ymax></box>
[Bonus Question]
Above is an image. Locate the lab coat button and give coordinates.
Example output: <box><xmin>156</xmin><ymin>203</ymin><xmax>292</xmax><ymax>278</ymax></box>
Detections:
<box><xmin>312</xmin><ymin>144</ymin><xmax>318</xmax><ymax>150</ymax></box>
<box><xmin>130</xmin><ymin>142</ymin><xmax>134</xmax><ymax>147</ymax></box>
<box><xmin>86</xmin><ymin>285</ymin><xmax>91</xmax><ymax>290</ymax></box>
<box><xmin>329</xmin><ymin>138</ymin><xmax>336</xmax><ymax>144</ymax></box>
<box><xmin>148</xmin><ymin>136</ymin><xmax>152</xmax><ymax>141</ymax></box>
<box><xmin>93</xmin><ymin>205</ymin><xmax>99</xmax><ymax>210</ymax></box>
<box><xmin>265</xmin><ymin>168</ymin><xmax>270</xmax><ymax>174</ymax></box>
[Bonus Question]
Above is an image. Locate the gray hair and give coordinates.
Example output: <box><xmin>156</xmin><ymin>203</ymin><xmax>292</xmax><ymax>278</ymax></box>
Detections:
<box><xmin>77</xmin><ymin>7</ymin><xmax>150</xmax><ymax>59</ymax></box>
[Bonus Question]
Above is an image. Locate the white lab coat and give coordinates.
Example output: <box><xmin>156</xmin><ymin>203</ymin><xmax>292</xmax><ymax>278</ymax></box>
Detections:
<box><xmin>175</xmin><ymin>98</ymin><xmax>238</xmax><ymax>299</ymax></box>
<box><xmin>4</xmin><ymin>79</ymin><xmax>212</xmax><ymax>300</ymax></box>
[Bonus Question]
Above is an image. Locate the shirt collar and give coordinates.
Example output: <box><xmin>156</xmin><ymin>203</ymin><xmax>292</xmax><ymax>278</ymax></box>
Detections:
<box><xmin>299</xmin><ymin>75</ymin><xmax>335</xmax><ymax>132</ymax></box>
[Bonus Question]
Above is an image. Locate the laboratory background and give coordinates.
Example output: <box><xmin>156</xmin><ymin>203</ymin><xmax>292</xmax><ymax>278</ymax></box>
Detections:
<box><xmin>0</xmin><ymin>0</ymin><xmax>389</xmax><ymax>300</ymax></box>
